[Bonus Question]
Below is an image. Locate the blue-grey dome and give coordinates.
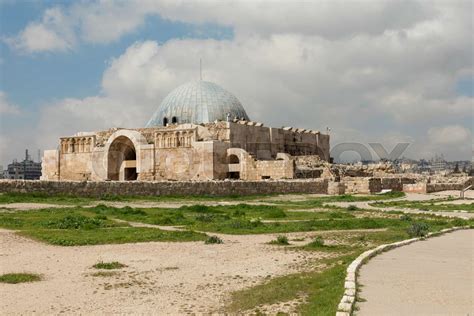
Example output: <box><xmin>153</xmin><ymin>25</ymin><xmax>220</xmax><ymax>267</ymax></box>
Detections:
<box><xmin>146</xmin><ymin>80</ymin><xmax>250</xmax><ymax>127</ymax></box>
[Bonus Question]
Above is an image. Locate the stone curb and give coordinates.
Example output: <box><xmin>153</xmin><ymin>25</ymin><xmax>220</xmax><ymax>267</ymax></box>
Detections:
<box><xmin>335</xmin><ymin>226</ymin><xmax>469</xmax><ymax>316</ymax></box>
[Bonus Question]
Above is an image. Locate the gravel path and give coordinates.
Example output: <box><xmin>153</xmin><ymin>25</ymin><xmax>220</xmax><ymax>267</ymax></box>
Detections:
<box><xmin>357</xmin><ymin>229</ymin><xmax>474</xmax><ymax>316</ymax></box>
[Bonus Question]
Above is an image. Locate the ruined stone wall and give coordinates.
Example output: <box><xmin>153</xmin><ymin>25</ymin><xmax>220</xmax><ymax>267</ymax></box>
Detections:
<box><xmin>228</xmin><ymin>123</ymin><xmax>330</xmax><ymax>161</ymax></box>
<box><xmin>380</xmin><ymin>177</ymin><xmax>416</xmax><ymax>191</ymax></box>
<box><xmin>41</xmin><ymin>150</ymin><xmax>59</xmax><ymax>181</ymax></box>
<box><xmin>343</xmin><ymin>177</ymin><xmax>382</xmax><ymax>194</ymax></box>
<box><xmin>255</xmin><ymin>160</ymin><xmax>294</xmax><ymax>179</ymax></box>
<box><xmin>403</xmin><ymin>182</ymin><xmax>428</xmax><ymax>193</ymax></box>
<box><xmin>59</xmin><ymin>152</ymin><xmax>93</xmax><ymax>181</ymax></box>
<box><xmin>403</xmin><ymin>177</ymin><xmax>473</xmax><ymax>193</ymax></box>
<box><xmin>0</xmin><ymin>179</ymin><xmax>328</xmax><ymax>197</ymax></box>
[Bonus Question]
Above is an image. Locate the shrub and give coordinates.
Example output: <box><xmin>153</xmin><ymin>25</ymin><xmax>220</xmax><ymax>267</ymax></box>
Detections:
<box><xmin>407</xmin><ymin>222</ymin><xmax>429</xmax><ymax>237</ymax></box>
<box><xmin>205</xmin><ymin>235</ymin><xmax>223</xmax><ymax>244</ymax></box>
<box><xmin>400</xmin><ymin>214</ymin><xmax>412</xmax><ymax>221</ymax></box>
<box><xmin>0</xmin><ymin>273</ymin><xmax>41</xmax><ymax>284</ymax></box>
<box><xmin>347</xmin><ymin>205</ymin><xmax>358</xmax><ymax>211</ymax></box>
<box><xmin>308</xmin><ymin>236</ymin><xmax>325</xmax><ymax>247</ymax></box>
<box><xmin>93</xmin><ymin>261</ymin><xmax>127</xmax><ymax>270</ymax></box>
<box><xmin>269</xmin><ymin>235</ymin><xmax>289</xmax><ymax>245</ymax></box>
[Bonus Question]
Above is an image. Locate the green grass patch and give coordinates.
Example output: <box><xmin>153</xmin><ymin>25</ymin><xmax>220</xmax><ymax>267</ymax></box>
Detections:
<box><xmin>0</xmin><ymin>192</ymin><xmax>275</xmax><ymax>205</ymax></box>
<box><xmin>370</xmin><ymin>199</ymin><xmax>474</xmax><ymax>212</ymax></box>
<box><xmin>93</xmin><ymin>261</ymin><xmax>126</xmax><ymax>269</ymax></box>
<box><xmin>0</xmin><ymin>208</ymin><xmax>125</xmax><ymax>230</ymax></box>
<box><xmin>19</xmin><ymin>227</ymin><xmax>207</xmax><ymax>246</ymax></box>
<box><xmin>266</xmin><ymin>192</ymin><xmax>405</xmax><ymax>210</ymax></box>
<box><xmin>228</xmin><ymin>254</ymin><xmax>355</xmax><ymax>315</ymax></box>
<box><xmin>0</xmin><ymin>273</ymin><xmax>42</xmax><ymax>284</ymax></box>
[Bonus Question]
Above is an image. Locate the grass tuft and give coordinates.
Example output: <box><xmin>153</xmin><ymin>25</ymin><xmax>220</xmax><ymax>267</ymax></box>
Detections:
<box><xmin>93</xmin><ymin>261</ymin><xmax>127</xmax><ymax>270</ymax></box>
<box><xmin>347</xmin><ymin>205</ymin><xmax>358</xmax><ymax>211</ymax></box>
<box><xmin>269</xmin><ymin>235</ymin><xmax>290</xmax><ymax>245</ymax></box>
<box><xmin>0</xmin><ymin>273</ymin><xmax>42</xmax><ymax>284</ymax></box>
<box><xmin>205</xmin><ymin>235</ymin><xmax>224</xmax><ymax>244</ymax></box>
<box><xmin>308</xmin><ymin>236</ymin><xmax>325</xmax><ymax>247</ymax></box>
<box><xmin>407</xmin><ymin>222</ymin><xmax>430</xmax><ymax>237</ymax></box>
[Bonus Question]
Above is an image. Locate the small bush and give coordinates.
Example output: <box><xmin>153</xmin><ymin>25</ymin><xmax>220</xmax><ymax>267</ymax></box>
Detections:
<box><xmin>205</xmin><ymin>235</ymin><xmax>223</xmax><ymax>244</ymax></box>
<box><xmin>0</xmin><ymin>273</ymin><xmax>41</xmax><ymax>284</ymax></box>
<box><xmin>269</xmin><ymin>235</ymin><xmax>289</xmax><ymax>245</ymax></box>
<box><xmin>347</xmin><ymin>205</ymin><xmax>358</xmax><ymax>211</ymax></box>
<box><xmin>407</xmin><ymin>222</ymin><xmax>430</xmax><ymax>237</ymax></box>
<box><xmin>400</xmin><ymin>214</ymin><xmax>412</xmax><ymax>221</ymax></box>
<box><xmin>308</xmin><ymin>236</ymin><xmax>325</xmax><ymax>247</ymax></box>
<box><xmin>93</xmin><ymin>261</ymin><xmax>127</xmax><ymax>270</ymax></box>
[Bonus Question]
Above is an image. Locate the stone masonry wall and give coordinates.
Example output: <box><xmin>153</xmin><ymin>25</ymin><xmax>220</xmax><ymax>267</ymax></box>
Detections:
<box><xmin>343</xmin><ymin>177</ymin><xmax>382</xmax><ymax>194</ymax></box>
<box><xmin>0</xmin><ymin>179</ymin><xmax>328</xmax><ymax>197</ymax></box>
<box><xmin>380</xmin><ymin>177</ymin><xmax>416</xmax><ymax>191</ymax></box>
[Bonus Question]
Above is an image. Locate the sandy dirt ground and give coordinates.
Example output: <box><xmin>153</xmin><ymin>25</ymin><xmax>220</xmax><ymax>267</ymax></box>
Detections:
<box><xmin>357</xmin><ymin>229</ymin><xmax>474</xmax><ymax>316</ymax></box>
<box><xmin>0</xmin><ymin>229</ymin><xmax>333</xmax><ymax>315</ymax></box>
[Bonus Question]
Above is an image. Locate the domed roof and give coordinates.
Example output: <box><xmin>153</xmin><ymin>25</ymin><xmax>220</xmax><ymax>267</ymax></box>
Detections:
<box><xmin>146</xmin><ymin>80</ymin><xmax>250</xmax><ymax>127</ymax></box>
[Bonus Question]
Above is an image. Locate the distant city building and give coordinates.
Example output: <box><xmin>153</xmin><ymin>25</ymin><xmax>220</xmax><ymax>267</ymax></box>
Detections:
<box><xmin>5</xmin><ymin>150</ymin><xmax>42</xmax><ymax>180</ymax></box>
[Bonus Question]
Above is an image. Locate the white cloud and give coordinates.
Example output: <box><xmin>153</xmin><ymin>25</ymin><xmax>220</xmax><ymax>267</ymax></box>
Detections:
<box><xmin>428</xmin><ymin>125</ymin><xmax>472</xmax><ymax>145</ymax></box>
<box><xmin>4</xmin><ymin>0</ymin><xmax>440</xmax><ymax>53</ymax></box>
<box><xmin>0</xmin><ymin>91</ymin><xmax>20</xmax><ymax>114</ymax></box>
<box><xmin>5</xmin><ymin>7</ymin><xmax>75</xmax><ymax>53</ymax></box>
<box><xmin>3</xmin><ymin>1</ymin><xmax>472</xmax><ymax>162</ymax></box>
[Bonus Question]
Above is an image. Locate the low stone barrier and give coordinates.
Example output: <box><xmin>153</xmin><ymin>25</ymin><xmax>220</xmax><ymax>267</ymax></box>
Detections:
<box><xmin>0</xmin><ymin>179</ymin><xmax>328</xmax><ymax>197</ymax></box>
<box><xmin>335</xmin><ymin>226</ymin><xmax>469</xmax><ymax>316</ymax></box>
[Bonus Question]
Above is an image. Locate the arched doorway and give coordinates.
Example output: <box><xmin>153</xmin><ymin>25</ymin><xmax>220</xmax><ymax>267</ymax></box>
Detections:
<box><xmin>107</xmin><ymin>136</ymin><xmax>137</xmax><ymax>181</ymax></box>
<box><xmin>163</xmin><ymin>117</ymin><xmax>169</xmax><ymax>126</ymax></box>
<box><xmin>227</xmin><ymin>154</ymin><xmax>240</xmax><ymax>179</ymax></box>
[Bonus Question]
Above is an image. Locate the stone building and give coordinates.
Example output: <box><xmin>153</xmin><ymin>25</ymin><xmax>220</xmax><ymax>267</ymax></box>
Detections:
<box><xmin>41</xmin><ymin>80</ymin><xmax>329</xmax><ymax>181</ymax></box>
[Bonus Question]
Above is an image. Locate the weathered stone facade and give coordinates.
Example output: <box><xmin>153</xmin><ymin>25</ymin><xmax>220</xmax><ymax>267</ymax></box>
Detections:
<box><xmin>41</xmin><ymin>121</ymin><xmax>330</xmax><ymax>182</ymax></box>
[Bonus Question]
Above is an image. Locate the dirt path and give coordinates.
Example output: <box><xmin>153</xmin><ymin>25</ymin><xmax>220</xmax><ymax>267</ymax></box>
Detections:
<box><xmin>357</xmin><ymin>229</ymin><xmax>474</xmax><ymax>316</ymax></box>
<box><xmin>0</xmin><ymin>229</ymin><xmax>330</xmax><ymax>315</ymax></box>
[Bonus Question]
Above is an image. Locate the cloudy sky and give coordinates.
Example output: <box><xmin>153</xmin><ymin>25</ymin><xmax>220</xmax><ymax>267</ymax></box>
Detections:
<box><xmin>0</xmin><ymin>0</ymin><xmax>472</xmax><ymax>166</ymax></box>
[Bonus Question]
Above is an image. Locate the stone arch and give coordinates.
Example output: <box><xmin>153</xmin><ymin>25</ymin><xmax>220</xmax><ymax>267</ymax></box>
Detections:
<box><xmin>104</xmin><ymin>130</ymin><xmax>148</xmax><ymax>181</ymax></box>
<box><xmin>226</xmin><ymin>148</ymin><xmax>251</xmax><ymax>180</ymax></box>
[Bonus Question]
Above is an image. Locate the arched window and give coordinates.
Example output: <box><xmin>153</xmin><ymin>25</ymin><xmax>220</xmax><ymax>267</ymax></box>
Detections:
<box><xmin>163</xmin><ymin>117</ymin><xmax>168</xmax><ymax>126</ymax></box>
<box><xmin>171</xmin><ymin>116</ymin><xmax>178</xmax><ymax>124</ymax></box>
<box><xmin>229</xmin><ymin>154</ymin><xmax>240</xmax><ymax>164</ymax></box>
